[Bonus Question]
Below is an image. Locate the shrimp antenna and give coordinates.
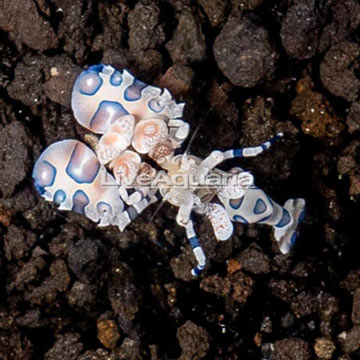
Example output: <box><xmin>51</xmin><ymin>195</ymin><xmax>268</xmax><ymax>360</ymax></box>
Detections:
<box><xmin>149</xmin><ymin>197</ymin><xmax>167</xmax><ymax>223</ymax></box>
<box><xmin>185</xmin><ymin>108</ymin><xmax>212</xmax><ymax>154</ymax></box>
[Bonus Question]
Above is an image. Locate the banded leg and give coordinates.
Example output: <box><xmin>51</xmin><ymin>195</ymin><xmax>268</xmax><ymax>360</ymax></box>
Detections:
<box><xmin>171</xmin><ymin>192</ymin><xmax>206</xmax><ymax>275</ymax></box>
<box><xmin>184</xmin><ymin>203</ymin><xmax>233</xmax><ymax>276</ymax></box>
<box><xmin>185</xmin><ymin>219</ymin><xmax>206</xmax><ymax>276</ymax></box>
<box><xmin>199</xmin><ymin>133</ymin><xmax>284</xmax><ymax>177</ymax></box>
<box><xmin>119</xmin><ymin>186</ymin><xmax>153</xmax><ymax>205</ymax></box>
<box><xmin>113</xmin><ymin>191</ymin><xmax>161</xmax><ymax>231</ymax></box>
<box><xmin>175</xmin><ymin>196</ymin><xmax>195</xmax><ymax>227</ymax></box>
<box><xmin>116</xmin><ymin>161</ymin><xmax>157</xmax><ymax>205</ymax></box>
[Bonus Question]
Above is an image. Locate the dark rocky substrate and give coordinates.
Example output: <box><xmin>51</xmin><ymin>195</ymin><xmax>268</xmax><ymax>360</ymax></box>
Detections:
<box><xmin>1</xmin><ymin>0</ymin><xmax>360</xmax><ymax>359</ymax></box>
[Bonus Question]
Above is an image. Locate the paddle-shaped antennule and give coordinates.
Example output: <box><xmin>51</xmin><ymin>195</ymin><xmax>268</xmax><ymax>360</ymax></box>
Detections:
<box><xmin>96</xmin><ymin>115</ymin><xmax>135</xmax><ymax>164</ymax></box>
<box><xmin>132</xmin><ymin>118</ymin><xmax>168</xmax><ymax>154</ymax></box>
<box><xmin>149</xmin><ymin>140</ymin><xmax>175</xmax><ymax>162</ymax></box>
<box><xmin>71</xmin><ymin>65</ymin><xmax>186</xmax><ymax>134</ymax></box>
<box><xmin>109</xmin><ymin>150</ymin><xmax>142</xmax><ymax>187</ymax></box>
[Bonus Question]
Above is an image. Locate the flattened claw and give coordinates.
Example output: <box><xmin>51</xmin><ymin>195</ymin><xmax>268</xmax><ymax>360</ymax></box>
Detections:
<box><xmin>132</xmin><ymin>118</ymin><xmax>168</xmax><ymax>154</ymax></box>
<box><xmin>109</xmin><ymin>150</ymin><xmax>141</xmax><ymax>187</ymax></box>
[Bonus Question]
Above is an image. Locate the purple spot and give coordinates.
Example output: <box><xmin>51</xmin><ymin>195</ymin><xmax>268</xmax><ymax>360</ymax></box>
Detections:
<box><xmin>76</xmin><ymin>71</ymin><xmax>103</xmax><ymax>96</ymax></box>
<box><xmin>110</xmin><ymin>70</ymin><xmax>123</xmax><ymax>86</ymax></box>
<box><xmin>229</xmin><ymin>197</ymin><xmax>244</xmax><ymax>210</ymax></box>
<box><xmin>124</xmin><ymin>79</ymin><xmax>147</xmax><ymax>101</ymax></box>
<box><xmin>32</xmin><ymin>160</ymin><xmax>57</xmax><ymax>194</ymax></box>
<box><xmin>88</xmin><ymin>64</ymin><xmax>105</xmax><ymax>73</ymax></box>
<box><xmin>148</xmin><ymin>98</ymin><xmax>165</xmax><ymax>113</ymax></box>
<box><xmin>97</xmin><ymin>201</ymin><xmax>112</xmax><ymax>216</ymax></box>
<box><xmin>66</xmin><ymin>143</ymin><xmax>100</xmax><ymax>184</ymax></box>
<box><xmin>54</xmin><ymin>189</ymin><xmax>66</xmax><ymax>204</ymax></box>
<box><xmin>72</xmin><ymin>190</ymin><xmax>89</xmax><ymax>214</ymax></box>
<box><xmin>90</xmin><ymin>100</ymin><xmax>129</xmax><ymax>133</ymax></box>
<box><xmin>254</xmin><ymin>199</ymin><xmax>267</xmax><ymax>214</ymax></box>
<box><xmin>275</xmin><ymin>209</ymin><xmax>291</xmax><ymax>228</ymax></box>
<box><xmin>233</xmin><ymin>215</ymin><xmax>248</xmax><ymax>224</ymax></box>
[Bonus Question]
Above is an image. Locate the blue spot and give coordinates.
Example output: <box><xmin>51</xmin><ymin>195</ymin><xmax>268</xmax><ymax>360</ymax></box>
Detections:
<box><xmin>189</xmin><ymin>236</ymin><xmax>200</xmax><ymax>249</ymax></box>
<box><xmin>192</xmin><ymin>266</ymin><xmax>204</xmax><ymax>276</ymax></box>
<box><xmin>148</xmin><ymin>97</ymin><xmax>165</xmax><ymax>113</ymax></box>
<box><xmin>34</xmin><ymin>182</ymin><xmax>45</xmax><ymax>195</ymax></box>
<box><xmin>229</xmin><ymin>197</ymin><xmax>244</xmax><ymax>210</ymax></box>
<box><xmin>77</xmin><ymin>71</ymin><xmax>103</xmax><ymax>96</ymax></box>
<box><xmin>272</xmin><ymin>134</ymin><xmax>281</xmax><ymax>143</ymax></box>
<box><xmin>97</xmin><ymin>201</ymin><xmax>112</xmax><ymax>215</ymax></box>
<box><xmin>88</xmin><ymin>64</ymin><xmax>105</xmax><ymax>73</ymax></box>
<box><xmin>298</xmin><ymin>209</ymin><xmax>306</xmax><ymax>224</ymax></box>
<box><xmin>258</xmin><ymin>214</ymin><xmax>272</xmax><ymax>223</ymax></box>
<box><xmin>124</xmin><ymin>79</ymin><xmax>147</xmax><ymax>101</ymax></box>
<box><xmin>110</xmin><ymin>70</ymin><xmax>123</xmax><ymax>86</ymax></box>
<box><xmin>233</xmin><ymin>215</ymin><xmax>248</xmax><ymax>224</ymax></box>
<box><xmin>66</xmin><ymin>143</ymin><xmax>100</xmax><ymax>184</ymax></box>
<box><xmin>54</xmin><ymin>190</ymin><xmax>66</xmax><ymax>204</ymax></box>
<box><xmin>127</xmin><ymin>206</ymin><xmax>138</xmax><ymax>221</ymax></box>
<box><xmin>233</xmin><ymin>148</ymin><xmax>243</xmax><ymax>157</ymax></box>
<box><xmin>32</xmin><ymin>160</ymin><xmax>57</xmax><ymax>195</ymax></box>
<box><xmin>89</xmin><ymin>100</ymin><xmax>129</xmax><ymax>133</ymax></box>
<box><xmin>275</xmin><ymin>209</ymin><xmax>291</xmax><ymax>228</ymax></box>
<box><xmin>72</xmin><ymin>190</ymin><xmax>89</xmax><ymax>214</ymax></box>
<box><xmin>254</xmin><ymin>199</ymin><xmax>267</xmax><ymax>215</ymax></box>
<box><xmin>290</xmin><ymin>232</ymin><xmax>297</xmax><ymax>246</ymax></box>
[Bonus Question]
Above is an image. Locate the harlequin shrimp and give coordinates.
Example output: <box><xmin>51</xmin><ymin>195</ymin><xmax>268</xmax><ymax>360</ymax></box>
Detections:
<box><xmin>33</xmin><ymin>65</ymin><xmax>305</xmax><ymax>276</ymax></box>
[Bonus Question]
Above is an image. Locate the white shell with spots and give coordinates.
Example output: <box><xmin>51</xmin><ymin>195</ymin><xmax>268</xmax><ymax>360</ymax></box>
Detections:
<box><xmin>71</xmin><ymin>64</ymin><xmax>184</xmax><ymax>134</ymax></box>
<box><xmin>32</xmin><ymin>139</ymin><xmax>124</xmax><ymax>226</ymax></box>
